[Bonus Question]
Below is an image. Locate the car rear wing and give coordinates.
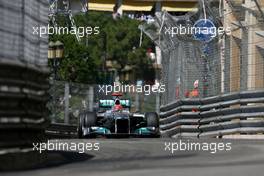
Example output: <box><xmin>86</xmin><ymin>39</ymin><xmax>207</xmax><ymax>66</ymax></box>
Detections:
<box><xmin>99</xmin><ymin>99</ymin><xmax>131</xmax><ymax>108</ymax></box>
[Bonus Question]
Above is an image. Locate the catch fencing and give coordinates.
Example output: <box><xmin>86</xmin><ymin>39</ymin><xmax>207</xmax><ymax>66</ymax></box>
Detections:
<box><xmin>160</xmin><ymin>90</ymin><xmax>264</xmax><ymax>138</ymax></box>
<box><xmin>46</xmin><ymin>123</ymin><xmax>77</xmax><ymax>138</ymax></box>
<box><xmin>141</xmin><ymin>0</ymin><xmax>264</xmax><ymax>106</ymax></box>
<box><xmin>48</xmin><ymin>81</ymin><xmax>160</xmax><ymax>124</ymax></box>
<box><xmin>140</xmin><ymin>0</ymin><xmax>264</xmax><ymax>138</ymax></box>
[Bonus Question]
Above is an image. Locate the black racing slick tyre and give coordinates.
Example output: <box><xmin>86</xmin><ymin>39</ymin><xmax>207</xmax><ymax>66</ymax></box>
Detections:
<box><xmin>78</xmin><ymin>112</ymin><xmax>85</xmax><ymax>138</ymax></box>
<box><xmin>145</xmin><ymin>112</ymin><xmax>159</xmax><ymax>128</ymax></box>
<box><xmin>78</xmin><ymin>111</ymin><xmax>97</xmax><ymax>138</ymax></box>
<box><xmin>84</xmin><ymin>111</ymin><xmax>97</xmax><ymax>127</ymax></box>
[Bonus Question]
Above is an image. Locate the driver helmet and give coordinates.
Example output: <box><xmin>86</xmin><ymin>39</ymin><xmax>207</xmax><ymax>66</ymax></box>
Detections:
<box><xmin>113</xmin><ymin>99</ymin><xmax>123</xmax><ymax>111</ymax></box>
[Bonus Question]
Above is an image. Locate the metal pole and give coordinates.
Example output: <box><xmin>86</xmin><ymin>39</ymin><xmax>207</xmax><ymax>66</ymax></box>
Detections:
<box><xmin>156</xmin><ymin>92</ymin><xmax>160</xmax><ymax>113</ymax></box>
<box><xmin>253</xmin><ymin>0</ymin><xmax>264</xmax><ymax>21</ymax></box>
<box><xmin>88</xmin><ymin>86</ymin><xmax>94</xmax><ymax>112</ymax></box>
<box><xmin>52</xmin><ymin>80</ymin><xmax>56</xmax><ymax>123</ymax></box>
<box><xmin>135</xmin><ymin>92</ymin><xmax>139</xmax><ymax>112</ymax></box>
<box><xmin>220</xmin><ymin>36</ymin><xmax>225</xmax><ymax>93</ymax></box>
<box><xmin>64</xmin><ymin>82</ymin><xmax>70</xmax><ymax>124</ymax></box>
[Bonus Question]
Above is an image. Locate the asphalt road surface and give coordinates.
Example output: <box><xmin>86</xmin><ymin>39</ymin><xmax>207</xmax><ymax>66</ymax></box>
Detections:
<box><xmin>2</xmin><ymin>138</ymin><xmax>264</xmax><ymax>176</ymax></box>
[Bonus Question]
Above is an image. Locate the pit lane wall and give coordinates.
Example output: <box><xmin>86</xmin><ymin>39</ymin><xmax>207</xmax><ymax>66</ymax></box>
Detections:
<box><xmin>0</xmin><ymin>0</ymin><xmax>50</xmax><ymax>171</ymax></box>
<box><xmin>160</xmin><ymin>90</ymin><xmax>264</xmax><ymax>138</ymax></box>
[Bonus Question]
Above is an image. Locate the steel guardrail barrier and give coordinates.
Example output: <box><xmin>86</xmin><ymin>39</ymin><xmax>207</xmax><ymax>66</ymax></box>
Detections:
<box><xmin>45</xmin><ymin>123</ymin><xmax>77</xmax><ymax>138</ymax></box>
<box><xmin>160</xmin><ymin>90</ymin><xmax>264</xmax><ymax>138</ymax></box>
<box><xmin>0</xmin><ymin>0</ymin><xmax>50</xmax><ymax>171</ymax></box>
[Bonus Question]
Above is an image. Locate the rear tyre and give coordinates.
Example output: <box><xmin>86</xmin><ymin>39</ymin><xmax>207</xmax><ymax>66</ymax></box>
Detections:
<box><xmin>78</xmin><ymin>113</ymin><xmax>85</xmax><ymax>138</ymax></box>
<box><xmin>84</xmin><ymin>111</ymin><xmax>97</xmax><ymax>127</ymax></box>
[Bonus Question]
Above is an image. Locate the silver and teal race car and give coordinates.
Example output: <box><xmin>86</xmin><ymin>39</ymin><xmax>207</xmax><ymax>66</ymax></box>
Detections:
<box><xmin>78</xmin><ymin>94</ymin><xmax>159</xmax><ymax>138</ymax></box>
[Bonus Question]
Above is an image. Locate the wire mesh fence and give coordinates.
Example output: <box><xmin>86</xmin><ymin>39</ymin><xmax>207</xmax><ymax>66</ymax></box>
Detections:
<box><xmin>48</xmin><ymin>81</ymin><xmax>159</xmax><ymax>124</ymax></box>
<box><xmin>140</xmin><ymin>0</ymin><xmax>264</xmax><ymax>106</ymax></box>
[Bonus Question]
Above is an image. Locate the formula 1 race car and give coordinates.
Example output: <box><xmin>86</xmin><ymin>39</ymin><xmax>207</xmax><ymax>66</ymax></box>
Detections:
<box><xmin>78</xmin><ymin>93</ymin><xmax>159</xmax><ymax>138</ymax></box>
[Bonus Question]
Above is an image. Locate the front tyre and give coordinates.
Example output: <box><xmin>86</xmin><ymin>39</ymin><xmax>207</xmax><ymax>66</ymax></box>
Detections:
<box><xmin>78</xmin><ymin>112</ymin><xmax>85</xmax><ymax>138</ymax></box>
<box><xmin>84</xmin><ymin>111</ymin><xmax>97</xmax><ymax>127</ymax></box>
<box><xmin>78</xmin><ymin>111</ymin><xmax>97</xmax><ymax>138</ymax></box>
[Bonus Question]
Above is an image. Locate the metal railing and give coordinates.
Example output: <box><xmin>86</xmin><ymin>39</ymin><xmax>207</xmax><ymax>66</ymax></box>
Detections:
<box><xmin>46</xmin><ymin>123</ymin><xmax>77</xmax><ymax>138</ymax></box>
<box><xmin>160</xmin><ymin>90</ymin><xmax>264</xmax><ymax>138</ymax></box>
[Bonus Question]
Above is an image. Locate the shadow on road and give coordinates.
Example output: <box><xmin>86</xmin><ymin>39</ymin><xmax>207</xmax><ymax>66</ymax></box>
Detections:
<box><xmin>1</xmin><ymin>151</ymin><xmax>94</xmax><ymax>172</ymax></box>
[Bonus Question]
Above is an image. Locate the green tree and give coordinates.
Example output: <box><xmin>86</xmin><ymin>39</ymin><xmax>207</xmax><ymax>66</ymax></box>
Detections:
<box><xmin>49</xmin><ymin>12</ymin><xmax>155</xmax><ymax>84</ymax></box>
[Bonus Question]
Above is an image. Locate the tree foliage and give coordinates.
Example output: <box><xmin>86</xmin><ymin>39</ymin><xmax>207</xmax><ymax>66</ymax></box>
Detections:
<box><xmin>49</xmin><ymin>12</ymin><xmax>155</xmax><ymax>84</ymax></box>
